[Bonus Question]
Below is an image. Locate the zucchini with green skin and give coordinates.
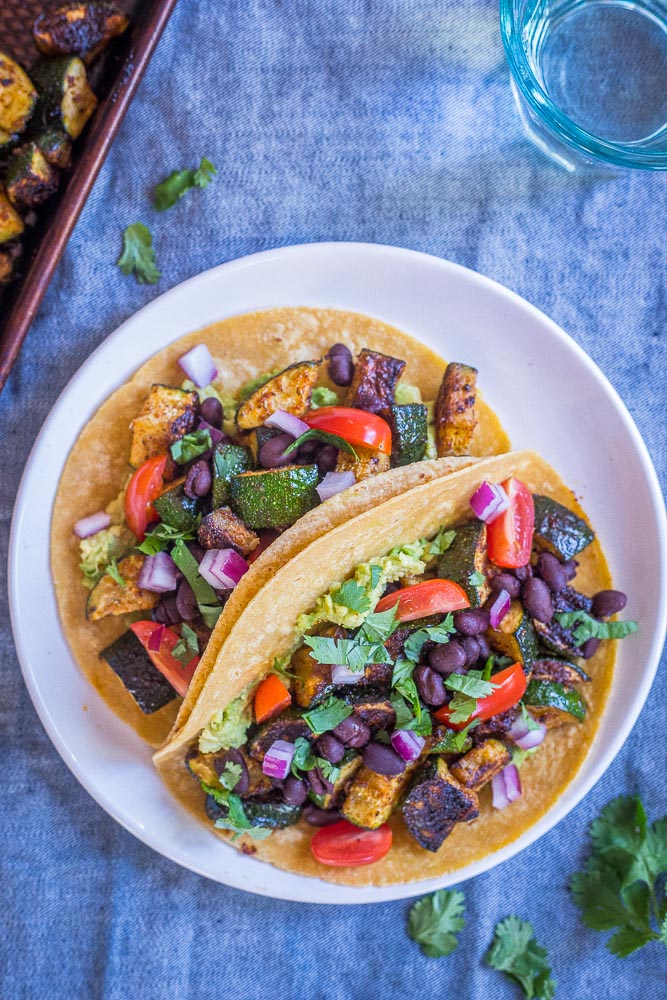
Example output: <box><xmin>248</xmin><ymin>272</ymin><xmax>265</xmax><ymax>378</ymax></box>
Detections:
<box><xmin>524</xmin><ymin>679</ymin><xmax>587</xmax><ymax>725</ymax></box>
<box><xmin>205</xmin><ymin>793</ymin><xmax>302</xmax><ymax>830</ymax></box>
<box><xmin>235</xmin><ymin>361</ymin><xmax>320</xmax><ymax>430</ymax></box>
<box><xmin>32</xmin><ymin>56</ymin><xmax>97</xmax><ymax>140</ymax></box>
<box><xmin>486</xmin><ymin>599</ymin><xmax>539</xmax><ymax>670</ymax></box>
<box><xmin>531</xmin><ymin>657</ymin><xmax>590</xmax><ymax>686</ymax></box>
<box><xmin>0</xmin><ymin>187</ymin><xmax>24</xmax><ymax>243</ymax></box>
<box><xmin>212</xmin><ymin>442</ymin><xmax>254</xmax><ymax>507</ymax></box>
<box><xmin>532</xmin><ymin>495</ymin><xmax>594</xmax><ymax>561</ymax></box>
<box><xmin>388</xmin><ymin>403</ymin><xmax>428</xmax><ymax>466</ymax></box>
<box><xmin>438</xmin><ymin>521</ymin><xmax>491</xmax><ymax>607</ymax></box>
<box><xmin>0</xmin><ymin>52</ymin><xmax>37</xmax><ymax>144</ymax></box>
<box><xmin>308</xmin><ymin>750</ymin><xmax>362</xmax><ymax>809</ymax></box>
<box><xmin>34</xmin><ymin>2</ymin><xmax>130</xmax><ymax>65</ymax></box>
<box><xmin>5</xmin><ymin>143</ymin><xmax>59</xmax><ymax>208</ymax></box>
<box><xmin>230</xmin><ymin>465</ymin><xmax>320</xmax><ymax>529</ymax></box>
<box><xmin>534</xmin><ymin>586</ymin><xmax>593</xmax><ymax>658</ymax></box>
<box><xmin>100</xmin><ymin>629</ymin><xmax>176</xmax><ymax>714</ymax></box>
<box><xmin>33</xmin><ymin>128</ymin><xmax>72</xmax><ymax>169</ymax></box>
<box><xmin>153</xmin><ymin>484</ymin><xmax>199</xmax><ymax>533</ymax></box>
<box><xmin>402</xmin><ymin>756</ymin><xmax>479</xmax><ymax>851</ymax></box>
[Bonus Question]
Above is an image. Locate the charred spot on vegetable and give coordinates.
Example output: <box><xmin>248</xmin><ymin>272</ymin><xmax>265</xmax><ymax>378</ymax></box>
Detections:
<box><xmin>32</xmin><ymin>56</ymin><xmax>97</xmax><ymax>139</ymax></box>
<box><xmin>0</xmin><ymin>187</ymin><xmax>24</xmax><ymax>244</ymax></box>
<box><xmin>0</xmin><ymin>52</ymin><xmax>37</xmax><ymax>141</ymax></box>
<box><xmin>345</xmin><ymin>348</ymin><xmax>406</xmax><ymax>418</ymax></box>
<box><xmin>241</xmin><ymin>794</ymin><xmax>303</xmax><ymax>830</ymax></box>
<box><xmin>101</xmin><ymin>630</ymin><xmax>177</xmax><ymax>714</ymax></box>
<box><xmin>5</xmin><ymin>143</ymin><xmax>59</xmax><ymax>208</ymax></box>
<box><xmin>486</xmin><ymin>600</ymin><xmax>539</xmax><ymax>672</ymax></box>
<box><xmin>247</xmin><ymin>710</ymin><xmax>311</xmax><ymax>762</ymax></box>
<box><xmin>342</xmin><ymin>689</ymin><xmax>397</xmax><ymax>732</ymax></box>
<box><xmin>34</xmin><ymin>3</ymin><xmax>129</xmax><ymax>64</ymax></box>
<box><xmin>335</xmin><ymin>443</ymin><xmax>390</xmax><ymax>482</ymax></box>
<box><xmin>129</xmin><ymin>385</ymin><xmax>199</xmax><ymax>467</ymax></box>
<box><xmin>533</xmin><ymin>586</ymin><xmax>593</xmax><ymax>658</ymax></box>
<box><xmin>435</xmin><ymin>363</ymin><xmax>478</xmax><ymax>457</ymax></box>
<box><xmin>524</xmin><ymin>679</ymin><xmax>586</xmax><ymax>725</ymax></box>
<box><xmin>402</xmin><ymin>757</ymin><xmax>479</xmax><ymax>852</ymax></box>
<box><xmin>292</xmin><ymin>626</ymin><xmax>344</xmax><ymax>708</ymax></box>
<box><xmin>531</xmin><ymin>657</ymin><xmax>590</xmax><ymax>686</ymax></box>
<box><xmin>235</xmin><ymin>361</ymin><xmax>320</xmax><ymax>431</ymax></box>
<box><xmin>153</xmin><ymin>483</ymin><xmax>200</xmax><ymax>533</ymax></box>
<box><xmin>449</xmin><ymin>738</ymin><xmax>512</xmax><ymax>791</ymax></box>
<box><xmin>198</xmin><ymin>507</ymin><xmax>259</xmax><ymax>557</ymax></box>
<box><xmin>438</xmin><ymin>522</ymin><xmax>491</xmax><ymax>607</ymax></box>
<box><xmin>33</xmin><ymin>128</ymin><xmax>72</xmax><ymax>169</ymax></box>
<box><xmin>532</xmin><ymin>494</ymin><xmax>594</xmax><ymax>561</ymax></box>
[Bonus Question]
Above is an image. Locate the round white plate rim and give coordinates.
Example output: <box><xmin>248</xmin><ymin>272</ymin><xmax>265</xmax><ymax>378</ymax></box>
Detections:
<box><xmin>9</xmin><ymin>241</ymin><xmax>667</xmax><ymax>903</ymax></box>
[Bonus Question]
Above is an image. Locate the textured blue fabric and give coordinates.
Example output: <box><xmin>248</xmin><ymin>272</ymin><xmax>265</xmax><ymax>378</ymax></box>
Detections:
<box><xmin>1</xmin><ymin>1</ymin><xmax>666</xmax><ymax>997</ymax></box>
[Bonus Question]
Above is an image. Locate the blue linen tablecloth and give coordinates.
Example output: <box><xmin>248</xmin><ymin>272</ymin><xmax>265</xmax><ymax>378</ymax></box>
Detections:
<box><xmin>1</xmin><ymin>2</ymin><xmax>665</xmax><ymax>997</ymax></box>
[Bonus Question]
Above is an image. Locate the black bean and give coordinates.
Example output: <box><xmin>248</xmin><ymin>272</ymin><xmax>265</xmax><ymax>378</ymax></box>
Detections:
<box><xmin>489</xmin><ymin>573</ymin><xmax>521</xmax><ymax>599</ymax></box>
<box><xmin>308</xmin><ymin>768</ymin><xmax>334</xmax><ymax>796</ymax></box>
<box><xmin>536</xmin><ymin>552</ymin><xmax>568</xmax><ymax>593</ymax></box>
<box><xmin>317</xmin><ymin>444</ymin><xmax>339</xmax><ymax>474</ymax></box>
<box><xmin>453</xmin><ymin>608</ymin><xmax>491</xmax><ymax>636</ymax></box>
<box><xmin>460</xmin><ymin>636</ymin><xmax>480</xmax><ymax>666</ymax></box>
<box><xmin>362</xmin><ymin>742</ymin><xmax>406</xmax><ymax>776</ymax></box>
<box><xmin>201</xmin><ymin>396</ymin><xmax>223</xmax><ymax>429</ymax></box>
<box><xmin>476</xmin><ymin>634</ymin><xmax>491</xmax><ymax>660</ymax></box>
<box><xmin>316</xmin><ymin>733</ymin><xmax>345</xmax><ymax>764</ymax></box>
<box><xmin>333</xmin><ymin>715</ymin><xmax>371</xmax><ymax>748</ymax></box>
<box><xmin>428</xmin><ymin>641</ymin><xmax>466</xmax><ymax>674</ymax></box>
<box><xmin>326</xmin><ymin>343</ymin><xmax>354</xmax><ymax>386</ymax></box>
<box><xmin>184</xmin><ymin>459</ymin><xmax>212</xmax><ymax>499</ymax></box>
<box><xmin>176</xmin><ymin>580</ymin><xmax>198</xmax><ymax>621</ymax></box>
<box><xmin>522</xmin><ymin>577</ymin><xmax>554</xmax><ymax>623</ymax></box>
<box><xmin>514</xmin><ymin>564</ymin><xmax>533</xmax><ymax>583</ymax></box>
<box><xmin>303</xmin><ymin>805</ymin><xmax>341</xmax><ymax>826</ymax></box>
<box><xmin>414</xmin><ymin>665</ymin><xmax>446</xmax><ymax>706</ymax></box>
<box><xmin>188</xmin><ymin>543</ymin><xmax>206</xmax><ymax>563</ymax></box>
<box><xmin>591</xmin><ymin>590</ymin><xmax>628</xmax><ymax>619</ymax></box>
<box><xmin>259</xmin><ymin>433</ymin><xmax>295</xmax><ymax>469</ymax></box>
<box><xmin>153</xmin><ymin>594</ymin><xmax>181</xmax><ymax>626</ymax></box>
<box><xmin>297</xmin><ymin>439</ymin><xmax>320</xmax><ymax>462</ymax></box>
<box><xmin>580</xmin><ymin>637</ymin><xmax>600</xmax><ymax>659</ymax></box>
<box><xmin>214</xmin><ymin>749</ymin><xmax>249</xmax><ymax>795</ymax></box>
<box><xmin>283</xmin><ymin>775</ymin><xmax>308</xmax><ymax>806</ymax></box>
<box><xmin>562</xmin><ymin>560</ymin><xmax>578</xmax><ymax>581</ymax></box>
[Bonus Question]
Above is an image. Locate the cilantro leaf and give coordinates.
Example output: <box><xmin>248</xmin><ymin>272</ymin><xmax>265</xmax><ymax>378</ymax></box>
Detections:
<box><xmin>468</xmin><ymin>570</ymin><xmax>486</xmax><ymax>588</ymax></box>
<box><xmin>407</xmin><ymin>889</ymin><xmax>465</xmax><ymax>958</ymax></box>
<box><xmin>429</xmin><ymin>719</ymin><xmax>479</xmax><ymax>754</ymax></box>
<box><xmin>303</xmin><ymin>635</ymin><xmax>386</xmax><ymax>671</ymax></box>
<box><xmin>117</xmin><ymin>223</ymin><xmax>160</xmax><ymax>284</ymax></box>
<box><xmin>554</xmin><ymin>610</ymin><xmax>638</xmax><ymax>645</ymax></box>
<box><xmin>137</xmin><ymin>519</ymin><xmax>200</xmax><ymax>555</ymax></box>
<box><xmin>172</xmin><ymin>623</ymin><xmax>199</xmax><ymax>665</ymax></box>
<box><xmin>284</xmin><ymin>428</ymin><xmax>358</xmax><ymax>460</ymax></box>
<box><xmin>444</xmin><ymin>670</ymin><xmax>496</xmax><ymax>700</ymax></box>
<box><xmin>486</xmin><ymin>916</ymin><xmax>555</xmax><ymax>1000</ymax></box>
<box><xmin>153</xmin><ymin>157</ymin><xmax>217</xmax><ymax>211</ymax></box>
<box><xmin>403</xmin><ymin>615</ymin><xmax>456</xmax><ymax>663</ymax></box>
<box><xmin>391</xmin><ymin>692</ymin><xmax>432</xmax><ymax>736</ymax></box>
<box><xmin>218</xmin><ymin>761</ymin><xmax>242</xmax><ymax>792</ymax></box>
<box><xmin>359</xmin><ymin>605</ymin><xmax>399</xmax><ymax>643</ymax></box>
<box><xmin>428</xmin><ymin>527</ymin><xmax>457</xmax><ymax>557</ymax></box>
<box><xmin>302</xmin><ymin>696</ymin><xmax>353</xmax><ymax>735</ymax></box>
<box><xmin>369</xmin><ymin>565</ymin><xmax>382</xmax><ymax>590</ymax></box>
<box><xmin>106</xmin><ymin>557</ymin><xmax>126</xmax><ymax>588</ymax></box>
<box><xmin>332</xmin><ymin>579</ymin><xmax>371</xmax><ymax>614</ymax></box>
<box><xmin>170</xmin><ymin>429</ymin><xmax>212</xmax><ymax>465</ymax></box>
<box><xmin>272</xmin><ymin>653</ymin><xmax>297</xmax><ymax>682</ymax></box>
<box><xmin>200</xmin><ymin>781</ymin><xmax>270</xmax><ymax>841</ymax></box>
<box><xmin>446</xmin><ymin>692</ymin><xmax>478</xmax><ymax>724</ymax></box>
<box><xmin>391</xmin><ymin>657</ymin><xmax>427</xmax><ymax>726</ymax></box>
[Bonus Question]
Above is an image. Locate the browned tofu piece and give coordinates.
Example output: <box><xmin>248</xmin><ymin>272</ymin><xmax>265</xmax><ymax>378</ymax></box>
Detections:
<box><xmin>449</xmin><ymin>738</ymin><xmax>512</xmax><ymax>792</ymax></box>
<box><xmin>344</xmin><ymin>692</ymin><xmax>396</xmax><ymax>732</ymax></box>
<box><xmin>402</xmin><ymin>757</ymin><xmax>479</xmax><ymax>851</ymax></box>
<box><xmin>435</xmin><ymin>362</ymin><xmax>478</xmax><ymax>456</ymax></box>
<box><xmin>335</xmin><ymin>444</ymin><xmax>390</xmax><ymax>482</ymax></box>
<box><xmin>342</xmin><ymin>759</ymin><xmax>420</xmax><ymax>829</ymax></box>
<box><xmin>129</xmin><ymin>384</ymin><xmax>199</xmax><ymax>467</ymax></box>
<box><xmin>198</xmin><ymin>506</ymin><xmax>260</xmax><ymax>557</ymax></box>
<box><xmin>86</xmin><ymin>554</ymin><xmax>159</xmax><ymax>621</ymax></box>
<box><xmin>236</xmin><ymin>361</ymin><xmax>320</xmax><ymax>431</ymax></box>
<box><xmin>292</xmin><ymin>625</ymin><xmax>345</xmax><ymax>708</ymax></box>
<box><xmin>34</xmin><ymin>2</ymin><xmax>130</xmax><ymax>65</ymax></box>
<box><xmin>526</xmin><ymin>705</ymin><xmax>577</xmax><ymax>730</ymax></box>
<box><xmin>345</xmin><ymin>348</ymin><xmax>405</xmax><ymax>418</ymax></box>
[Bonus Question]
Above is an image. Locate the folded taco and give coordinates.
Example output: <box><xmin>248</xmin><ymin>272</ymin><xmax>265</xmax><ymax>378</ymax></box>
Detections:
<box><xmin>154</xmin><ymin>451</ymin><xmax>637</xmax><ymax>887</ymax></box>
<box><xmin>50</xmin><ymin>306</ymin><xmax>509</xmax><ymax>747</ymax></box>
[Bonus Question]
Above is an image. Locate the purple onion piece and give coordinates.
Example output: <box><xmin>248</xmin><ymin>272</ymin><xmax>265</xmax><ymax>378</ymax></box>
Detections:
<box><xmin>390</xmin><ymin>728</ymin><xmax>425</xmax><ymax>762</ymax></box>
<box><xmin>73</xmin><ymin>511</ymin><xmax>111</xmax><ymax>538</ymax></box>
<box><xmin>508</xmin><ymin>713</ymin><xmax>547</xmax><ymax>751</ymax></box>
<box><xmin>469</xmin><ymin>480</ymin><xmax>510</xmax><ymax>523</ymax></box>
<box><xmin>262</xmin><ymin>740</ymin><xmax>296</xmax><ymax>780</ymax></box>
<box><xmin>178</xmin><ymin>344</ymin><xmax>218</xmax><ymax>388</ymax></box>
<box><xmin>137</xmin><ymin>551</ymin><xmax>180</xmax><ymax>593</ymax></box>
<box><xmin>198</xmin><ymin>418</ymin><xmax>224</xmax><ymax>447</ymax></box>
<box><xmin>492</xmin><ymin>763</ymin><xmax>522</xmax><ymax>809</ymax></box>
<box><xmin>489</xmin><ymin>588</ymin><xmax>512</xmax><ymax>629</ymax></box>
<box><xmin>198</xmin><ymin>549</ymin><xmax>248</xmax><ymax>589</ymax></box>
<box><xmin>316</xmin><ymin>471</ymin><xmax>356</xmax><ymax>502</ymax></box>
<box><xmin>265</xmin><ymin>409</ymin><xmax>310</xmax><ymax>438</ymax></box>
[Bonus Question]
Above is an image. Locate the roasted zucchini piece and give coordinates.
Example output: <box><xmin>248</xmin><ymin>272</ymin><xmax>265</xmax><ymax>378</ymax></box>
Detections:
<box><xmin>129</xmin><ymin>384</ymin><xmax>199</xmax><ymax>467</ymax></box>
<box><xmin>0</xmin><ymin>187</ymin><xmax>24</xmax><ymax>243</ymax></box>
<box><xmin>5</xmin><ymin>143</ymin><xmax>59</xmax><ymax>208</ymax></box>
<box><xmin>242</xmin><ymin>796</ymin><xmax>303</xmax><ymax>829</ymax></box>
<box><xmin>34</xmin><ymin>127</ymin><xmax>72</xmax><ymax>168</ymax></box>
<box><xmin>531</xmin><ymin>657</ymin><xmax>590</xmax><ymax>686</ymax></box>
<box><xmin>402</xmin><ymin>757</ymin><xmax>479</xmax><ymax>852</ymax></box>
<box><xmin>32</xmin><ymin>56</ymin><xmax>97</xmax><ymax>140</ymax></box>
<box><xmin>438</xmin><ymin>521</ymin><xmax>491</xmax><ymax>607</ymax></box>
<box><xmin>342</xmin><ymin>759</ymin><xmax>420</xmax><ymax>829</ymax></box>
<box><xmin>345</xmin><ymin>348</ymin><xmax>405</xmax><ymax>418</ymax></box>
<box><xmin>524</xmin><ymin>679</ymin><xmax>587</xmax><ymax>726</ymax></box>
<box><xmin>449</xmin><ymin>738</ymin><xmax>512</xmax><ymax>792</ymax></box>
<box><xmin>0</xmin><ymin>239</ymin><xmax>21</xmax><ymax>285</ymax></box>
<box><xmin>229</xmin><ymin>465</ymin><xmax>319</xmax><ymax>529</ymax></box>
<box><xmin>308</xmin><ymin>750</ymin><xmax>362</xmax><ymax>809</ymax></box>
<box><xmin>186</xmin><ymin>747</ymin><xmax>272</xmax><ymax>798</ymax></box>
<box><xmin>248</xmin><ymin>710</ymin><xmax>309</xmax><ymax>762</ymax></box>
<box><xmin>435</xmin><ymin>362</ymin><xmax>478</xmax><ymax>456</ymax></box>
<box><xmin>86</xmin><ymin>553</ymin><xmax>159</xmax><ymax>621</ymax></box>
<box><xmin>388</xmin><ymin>403</ymin><xmax>428</xmax><ymax>467</ymax></box>
<box><xmin>533</xmin><ymin>586</ymin><xmax>593</xmax><ymax>658</ymax></box>
<box><xmin>335</xmin><ymin>444</ymin><xmax>391</xmax><ymax>482</ymax></box>
<box><xmin>153</xmin><ymin>482</ymin><xmax>199</xmax><ymax>532</ymax></box>
<box><xmin>235</xmin><ymin>361</ymin><xmax>320</xmax><ymax>430</ymax></box>
<box><xmin>0</xmin><ymin>52</ymin><xmax>37</xmax><ymax>143</ymax></box>
<box><xmin>34</xmin><ymin>2</ymin><xmax>130</xmax><ymax>65</ymax></box>
<box><xmin>486</xmin><ymin>600</ymin><xmax>539</xmax><ymax>671</ymax></box>
<box><xmin>212</xmin><ymin>442</ymin><xmax>254</xmax><ymax>507</ymax></box>
<box><xmin>428</xmin><ymin>724</ymin><xmax>474</xmax><ymax>756</ymax></box>
<box><xmin>100</xmin><ymin>629</ymin><xmax>176</xmax><ymax>713</ymax></box>
<box><xmin>342</xmin><ymin>690</ymin><xmax>396</xmax><ymax>732</ymax></box>
<box><xmin>533</xmin><ymin>495</ymin><xmax>594</xmax><ymax>561</ymax></box>
<box><xmin>198</xmin><ymin>506</ymin><xmax>259</xmax><ymax>556</ymax></box>
<box><xmin>292</xmin><ymin>625</ymin><xmax>344</xmax><ymax>708</ymax></box>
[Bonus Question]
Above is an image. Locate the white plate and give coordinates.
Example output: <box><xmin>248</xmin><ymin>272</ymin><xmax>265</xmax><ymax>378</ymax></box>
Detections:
<box><xmin>10</xmin><ymin>242</ymin><xmax>667</xmax><ymax>903</ymax></box>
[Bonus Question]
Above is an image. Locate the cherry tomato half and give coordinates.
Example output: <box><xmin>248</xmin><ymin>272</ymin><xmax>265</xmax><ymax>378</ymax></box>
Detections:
<box><xmin>374</xmin><ymin>579</ymin><xmax>470</xmax><ymax>622</ymax></box>
<box><xmin>254</xmin><ymin>673</ymin><xmax>292</xmax><ymax>723</ymax></box>
<box><xmin>486</xmin><ymin>477</ymin><xmax>535</xmax><ymax>569</ymax></box>
<box><xmin>130</xmin><ymin>621</ymin><xmax>199</xmax><ymax>698</ymax></box>
<box><xmin>124</xmin><ymin>455</ymin><xmax>167</xmax><ymax>540</ymax></box>
<box><xmin>304</xmin><ymin>406</ymin><xmax>392</xmax><ymax>455</ymax></box>
<box><xmin>311</xmin><ymin>820</ymin><xmax>393</xmax><ymax>867</ymax></box>
<box><xmin>434</xmin><ymin>662</ymin><xmax>527</xmax><ymax>731</ymax></box>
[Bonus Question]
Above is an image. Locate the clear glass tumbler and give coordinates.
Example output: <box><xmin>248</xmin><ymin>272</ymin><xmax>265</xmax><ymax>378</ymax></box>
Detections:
<box><xmin>500</xmin><ymin>0</ymin><xmax>667</xmax><ymax>170</ymax></box>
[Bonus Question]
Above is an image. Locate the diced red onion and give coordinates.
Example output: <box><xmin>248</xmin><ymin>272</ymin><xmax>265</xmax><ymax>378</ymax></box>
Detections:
<box><xmin>137</xmin><ymin>551</ymin><xmax>180</xmax><ymax>593</ymax></box>
<box><xmin>469</xmin><ymin>480</ymin><xmax>510</xmax><ymax>524</ymax></box>
<box><xmin>331</xmin><ymin>663</ymin><xmax>364</xmax><ymax>685</ymax></box>
<box><xmin>317</xmin><ymin>471</ymin><xmax>356</xmax><ymax>502</ymax></box>
<box><xmin>262</xmin><ymin>740</ymin><xmax>295</xmax><ymax>779</ymax></box>
<box><xmin>178</xmin><ymin>344</ymin><xmax>218</xmax><ymax>387</ymax></box>
<box><xmin>198</xmin><ymin>548</ymin><xmax>248</xmax><ymax>590</ymax></box>
<box><xmin>390</xmin><ymin>728</ymin><xmax>426</xmax><ymax>762</ymax></box>
<box><xmin>265</xmin><ymin>409</ymin><xmax>310</xmax><ymax>438</ymax></box>
<box><xmin>148</xmin><ymin>624</ymin><xmax>165</xmax><ymax>652</ymax></box>
<box><xmin>492</xmin><ymin>763</ymin><xmax>522</xmax><ymax>809</ymax></box>
<box><xmin>198</xmin><ymin>418</ymin><xmax>225</xmax><ymax>447</ymax></box>
<box><xmin>508</xmin><ymin>715</ymin><xmax>547</xmax><ymax>751</ymax></box>
<box><xmin>489</xmin><ymin>588</ymin><xmax>512</xmax><ymax>629</ymax></box>
<box><xmin>73</xmin><ymin>511</ymin><xmax>111</xmax><ymax>538</ymax></box>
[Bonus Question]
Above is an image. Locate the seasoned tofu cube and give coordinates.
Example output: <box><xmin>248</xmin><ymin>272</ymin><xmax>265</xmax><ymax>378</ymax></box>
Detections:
<box><xmin>435</xmin><ymin>362</ymin><xmax>478</xmax><ymax>456</ymax></box>
<box><xmin>449</xmin><ymin>739</ymin><xmax>511</xmax><ymax>792</ymax></box>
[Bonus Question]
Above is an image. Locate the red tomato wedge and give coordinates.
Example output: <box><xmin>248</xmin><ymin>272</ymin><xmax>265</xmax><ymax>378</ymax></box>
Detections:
<box><xmin>486</xmin><ymin>477</ymin><xmax>535</xmax><ymax>569</ymax></box>
<box><xmin>130</xmin><ymin>621</ymin><xmax>199</xmax><ymax>698</ymax></box>
<box><xmin>374</xmin><ymin>579</ymin><xmax>470</xmax><ymax>622</ymax></box>
<box><xmin>434</xmin><ymin>662</ymin><xmax>527</xmax><ymax>731</ymax></box>
<box><xmin>304</xmin><ymin>406</ymin><xmax>392</xmax><ymax>455</ymax></box>
<box><xmin>311</xmin><ymin>820</ymin><xmax>392</xmax><ymax>867</ymax></box>
<box><xmin>248</xmin><ymin>530</ymin><xmax>280</xmax><ymax>565</ymax></box>
<box><xmin>254</xmin><ymin>674</ymin><xmax>291</xmax><ymax>723</ymax></box>
<box><xmin>124</xmin><ymin>455</ymin><xmax>167</xmax><ymax>540</ymax></box>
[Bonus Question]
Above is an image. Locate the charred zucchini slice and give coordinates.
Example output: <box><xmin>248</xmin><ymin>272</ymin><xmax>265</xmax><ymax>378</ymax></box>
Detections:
<box><xmin>230</xmin><ymin>465</ymin><xmax>319</xmax><ymax>529</ymax></box>
<box><xmin>534</xmin><ymin>586</ymin><xmax>593</xmax><ymax>658</ymax></box>
<box><xmin>388</xmin><ymin>403</ymin><xmax>428</xmax><ymax>467</ymax></box>
<box><xmin>308</xmin><ymin>750</ymin><xmax>362</xmax><ymax>809</ymax></box>
<box><xmin>438</xmin><ymin>521</ymin><xmax>491</xmax><ymax>607</ymax></box>
<box><xmin>198</xmin><ymin>507</ymin><xmax>259</xmax><ymax>556</ymax></box>
<box><xmin>101</xmin><ymin>630</ymin><xmax>176</xmax><ymax>713</ymax></box>
<box><xmin>531</xmin><ymin>657</ymin><xmax>590</xmax><ymax>686</ymax></box>
<box><xmin>342</xmin><ymin>759</ymin><xmax>419</xmax><ymax>829</ymax></box>
<box><xmin>532</xmin><ymin>495</ymin><xmax>594</xmax><ymax>561</ymax></box>
<box><xmin>86</xmin><ymin>554</ymin><xmax>159</xmax><ymax>621</ymax></box>
<box><xmin>0</xmin><ymin>52</ymin><xmax>37</xmax><ymax>142</ymax></box>
<box><xmin>345</xmin><ymin>348</ymin><xmax>405</xmax><ymax>418</ymax></box>
<box><xmin>153</xmin><ymin>483</ymin><xmax>199</xmax><ymax>532</ymax></box>
<box><xmin>212</xmin><ymin>442</ymin><xmax>254</xmax><ymax>507</ymax></box>
<box><xmin>524</xmin><ymin>679</ymin><xmax>586</xmax><ymax>725</ymax></box>
<box><xmin>335</xmin><ymin>444</ymin><xmax>391</xmax><ymax>482</ymax></box>
<box><xmin>486</xmin><ymin>600</ymin><xmax>539</xmax><ymax>670</ymax></box>
<box><xmin>235</xmin><ymin>361</ymin><xmax>320</xmax><ymax>430</ymax></box>
<box><xmin>242</xmin><ymin>796</ymin><xmax>303</xmax><ymax>829</ymax></box>
<box><xmin>0</xmin><ymin>187</ymin><xmax>24</xmax><ymax>243</ymax></box>
<box><xmin>5</xmin><ymin>143</ymin><xmax>59</xmax><ymax>208</ymax></box>
<box><xmin>34</xmin><ymin>2</ymin><xmax>130</xmax><ymax>65</ymax></box>
<box><xmin>449</xmin><ymin>738</ymin><xmax>511</xmax><ymax>791</ymax></box>
<box><xmin>248</xmin><ymin>710</ymin><xmax>310</xmax><ymax>762</ymax></box>
<box><xmin>33</xmin><ymin>127</ymin><xmax>72</xmax><ymax>168</ymax></box>
<box><xmin>435</xmin><ymin>362</ymin><xmax>478</xmax><ymax>456</ymax></box>
<box><xmin>129</xmin><ymin>384</ymin><xmax>199</xmax><ymax>467</ymax></box>
<box><xmin>292</xmin><ymin>626</ymin><xmax>344</xmax><ymax>708</ymax></box>
<box><xmin>341</xmin><ymin>690</ymin><xmax>396</xmax><ymax>732</ymax></box>
<box><xmin>402</xmin><ymin>757</ymin><xmax>479</xmax><ymax>852</ymax></box>
<box><xmin>32</xmin><ymin>56</ymin><xmax>97</xmax><ymax>140</ymax></box>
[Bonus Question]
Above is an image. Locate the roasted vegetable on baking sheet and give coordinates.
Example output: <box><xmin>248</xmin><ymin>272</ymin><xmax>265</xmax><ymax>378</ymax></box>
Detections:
<box><xmin>5</xmin><ymin>142</ymin><xmax>60</xmax><ymax>207</ymax></box>
<box><xmin>33</xmin><ymin>128</ymin><xmax>73</xmax><ymax>169</ymax></box>
<box><xmin>345</xmin><ymin>348</ymin><xmax>405</xmax><ymax>418</ymax></box>
<box><xmin>86</xmin><ymin>553</ymin><xmax>159</xmax><ymax>621</ymax></box>
<box><xmin>129</xmin><ymin>384</ymin><xmax>200</xmax><ymax>467</ymax></box>
<box><xmin>34</xmin><ymin>2</ymin><xmax>129</xmax><ymax>65</ymax></box>
<box><xmin>435</xmin><ymin>362</ymin><xmax>478</xmax><ymax>456</ymax></box>
<box><xmin>0</xmin><ymin>188</ymin><xmax>24</xmax><ymax>243</ymax></box>
<box><xmin>32</xmin><ymin>55</ymin><xmax>98</xmax><ymax>140</ymax></box>
<box><xmin>235</xmin><ymin>361</ymin><xmax>320</xmax><ymax>430</ymax></box>
<box><xmin>402</xmin><ymin>757</ymin><xmax>479</xmax><ymax>851</ymax></box>
<box><xmin>0</xmin><ymin>52</ymin><xmax>37</xmax><ymax>146</ymax></box>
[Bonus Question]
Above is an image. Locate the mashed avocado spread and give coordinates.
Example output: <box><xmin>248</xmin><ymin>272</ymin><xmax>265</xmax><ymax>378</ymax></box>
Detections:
<box><xmin>199</xmin><ymin>686</ymin><xmax>254</xmax><ymax>754</ymax></box>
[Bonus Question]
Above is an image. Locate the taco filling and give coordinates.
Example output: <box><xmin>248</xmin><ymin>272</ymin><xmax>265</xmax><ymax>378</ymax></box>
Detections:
<box><xmin>184</xmin><ymin>477</ymin><xmax>636</xmax><ymax>867</ymax></box>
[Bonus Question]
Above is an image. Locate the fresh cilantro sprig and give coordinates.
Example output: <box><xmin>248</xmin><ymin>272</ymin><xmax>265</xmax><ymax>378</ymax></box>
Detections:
<box><xmin>442</xmin><ymin>670</ymin><xmax>499</xmax><ymax>724</ymax></box>
<box><xmin>302</xmin><ymin>696</ymin><xmax>353</xmax><ymax>736</ymax></box>
<box><xmin>468</xmin><ymin>570</ymin><xmax>486</xmax><ymax>588</ymax></box>
<box><xmin>172</xmin><ymin>623</ymin><xmax>199</xmax><ymax>666</ymax></box>
<box><xmin>291</xmin><ymin>736</ymin><xmax>341</xmax><ymax>782</ymax></box>
<box><xmin>570</xmin><ymin>796</ymin><xmax>667</xmax><ymax>957</ymax></box>
<box><xmin>554</xmin><ymin>610</ymin><xmax>638</xmax><ymax>646</ymax></box>
<box><xmin>170</xmin><ymin>428</ymin><xmax>212</xmax><ymax>465</ymax></box>
<box><xmin>304</xmin><ymin>606</ymin><xmax>399</xmax><ymax>671</ymax></box>
<box><xmin>106</xmin><ymin>557</ymin><xmax>126</xmax><ymax>588</ymax></box>
<box><xmin>153</xmin><ymin>157</ymin><xmax>217</xmax><ymax>211</ymax></box>
<box><xmin>284</xmin><ymin>428</ymin><xmax>358</xmax><ymax>460</ymax></box>
<box><xmin>429</xmin><ymin>719</ymin><xmax>479</xmax><ymax>754</ymax></box>
<box><xmin>331</xmin><ymin>579</ymin><xmax>371</xmax><ymax>614</ymax></box>
<box><xmin>171</xmin><ymin>540</ymin><xmax>222</xmax><ymax>629</ymax></box>
<box><xmin>117</xmin><ymin>222</ymin><xmax>160</xmax><ymax>285</ymax></box>
<box><xmin>201</xmin><ymin>776</ymin><xmax>270</xmax><ymax>841</ymax></box>
<box><xmin>137</xmin><ymin>519</ymin><xmax>200</xmax><ymax>556</ymax></box>
<box><xmin>486</xmin><ymin>916</ymin><xmax>555</xmax><ymax>1000</ymax></box>
<box><xmin>403</xmin><ymin>615</ymin><xmax>456</xmax><ymax>662</ymax></box>
<box><xmin>407</xmin><ymin>889</ymin><xmax>465</xmax><ymax>958</ymax></box>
